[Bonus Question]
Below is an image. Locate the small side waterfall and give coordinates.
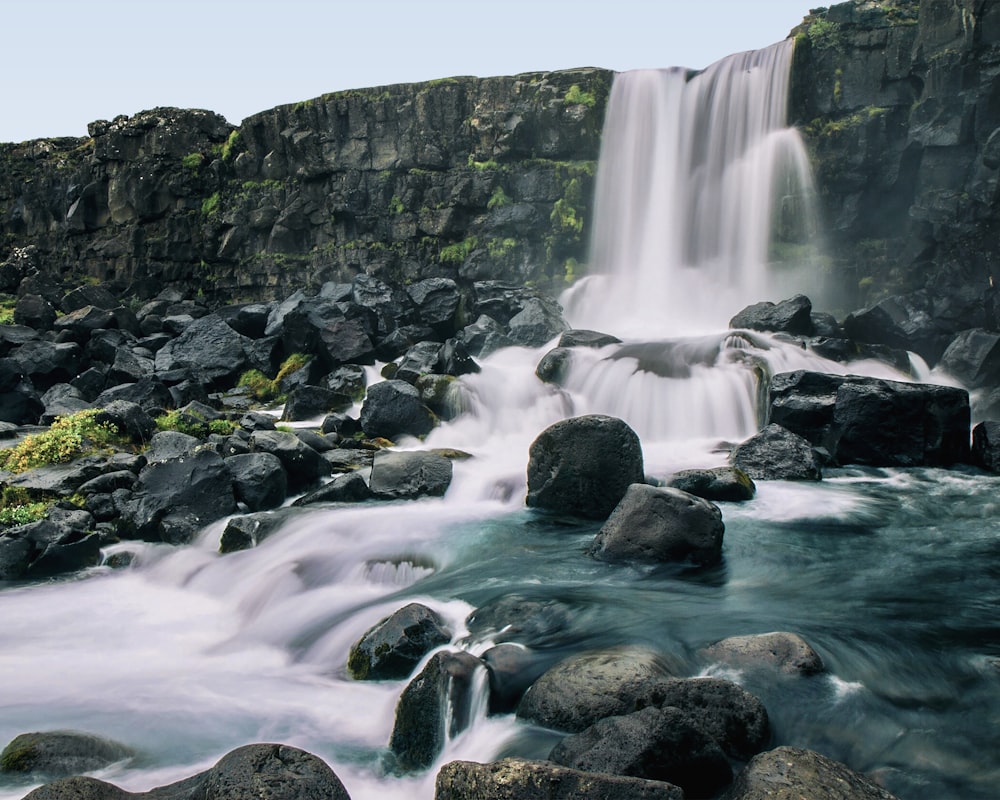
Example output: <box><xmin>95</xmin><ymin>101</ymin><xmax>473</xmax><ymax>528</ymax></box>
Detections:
<box><xmin>562</xmin><ymin>39</ymin><xmax>819</xmax><ymax>337</ymax></box>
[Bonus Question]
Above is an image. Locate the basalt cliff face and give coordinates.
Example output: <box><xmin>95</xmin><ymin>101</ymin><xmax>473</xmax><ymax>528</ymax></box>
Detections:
<box><xmin>0</xmin><ymin>69</ymin><xmax>609</xmax><ymax>301</ymax></box>
<box><xmin>3</xmin><ymin>0</ymin><xmax>1000</xmax><ymax>354</ymax></box>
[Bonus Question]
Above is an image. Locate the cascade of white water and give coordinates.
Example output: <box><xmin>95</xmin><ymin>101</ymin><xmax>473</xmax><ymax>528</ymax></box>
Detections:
<box><xmin>562</xmin><ymin>39</ymin><xmax>819</xmax><ymax>337</ymax></box>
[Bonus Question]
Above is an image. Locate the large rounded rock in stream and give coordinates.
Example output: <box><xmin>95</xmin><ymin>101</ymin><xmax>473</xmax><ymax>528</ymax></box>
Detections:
<box><xmin>525</xmin><ymin>415</ymin><xmax>644</xmax><ymax>520</ymax></box>
<box><xmin>730</xmin><ymin>423</ymin><xmax>823</xmax><ymax>481</ymax></box>
<box><xmin>435</xmin><ymin>758</ymin><xmax>684</xmax><ymax>800</ymax></box>
<box><xmin>666</xmin><ymin>466</ymin><xmax>756</xmax><ymax>502</ymax></box>
<box><xmin>224</xmin><ymin>452</ymin><xmax>288</xmax><ymax>511</ymax></box>
<box><xmin>359</xmin><ymin>379</ymin><xmax>436</xmax><ymax>440</ymax></box>
<box><xmin>729</xmin><ymin>294</ymin><xmax>814</xmax><ymax>336</ymax></box>
<box><xmin>516</xmin><ymin>647</ymin><xmax>677</xmax><ymax>733</ymax></box>
<box><xmin>549</xmin><ymin>705</ymin><xmax>732</xmax><ymax>798</ymax></box>
<box><xmin>725</xmin><ymin>746</ymin><xmax>901</xmax><ymax>800</ymax></box>
<box><xmin>368</xmin><ymin>450</ymin><xmax>453</xmax><ymax>499</ymax></box>
<box><xmin>589</xmin><ymin>484</ymin><xmax>725</xmax><ymax>566</ymax></box>
<box><xmin>389</xmin><ymin>650</ymin><xmax>486</xmax><ymax>771</ymax></box>
<box><xmin>347</xmin><ymin>602</ymin><xmax>452</xmax><ymax>680</ymax></box>
<box><xmin>22</xmin><ymin>743</ymin><xmax>352</xmax><ymax>800</ymax></box>
<box><xmin>0</xmin><ymin>730</ymin><xmax>134</xmax><ymax>777</ymax></box>
<box><xmin>701</xmin><ymin>632</ymin><xmax>825</xmax><ymax>676</ymax></box>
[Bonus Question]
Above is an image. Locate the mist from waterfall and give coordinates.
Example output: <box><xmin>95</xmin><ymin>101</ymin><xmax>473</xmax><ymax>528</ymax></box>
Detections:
<box><xmin>562</xmin><ymin>39</ymin><xmax>820</xmax><ymax>337</ymax></box>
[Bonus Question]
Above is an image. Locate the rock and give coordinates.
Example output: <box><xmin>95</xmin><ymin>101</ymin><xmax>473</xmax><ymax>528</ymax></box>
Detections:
<box><xmin>94</xmin><ymin>379</ymin><xmax>173</xmax><ymax>413</ymax></box>
<box><xmin>724</xmin><ymin>746</ymin><xmax>901</xmax><ymax>800</ymax></box>
<box><xmin>225</xmin><ymin>452</ymin><xmax>288</xmax><ymax>511</ymax></box>
<box><xmin>395</xmin><ymin>341</ymin><xmax>444</xmax><ymax>384</ymax></box>
<box><xmin>347</xmin><ymin>603</ymin><xmax>452</xmax><ymax>680</ymax></box>
<box><xmin>406</xmin><ymin>277</ymin><xmax>463</xmax><ymax>335</ymax></box>
<box><xmin>589</xmin><ymin>484</ymin><xmax>725</xmax><ymax>566</ymax></box>
<box><xmin>666</xmin><ymin>467</ymin><xmax>756</xmax><ymax>501</ymax></box>
<box><xmin>145</xmin><ymin>430</ymin><xmax>200</xmax><ymax>463</ymax></box>
<box><xmin>94</xmin><ymin>401</ymin><xmax>157</xmax><ymax>444</ymax></box>
<box><xmin>5</xmin><ymin>457</ymin><xmax>107</xmax><ymax>498</ymax></box>
<box><xmin>389</xmin><ymin>650</ymin><xmax>486</xmax><ymax>771</ymax></box>
<box><xmin>218</xmin><ymin>511</ymin><xmax>291</xmax><ymax>554</ymax></box>
<box><xmin>278</xmin><ymin>296</ymin><xmax>376</xmax><ymax>369</ymax></box>
<box><xmin>525</xmin><ymin>415</ymin><xmax>644</xmax><ymax>520</ymax></box>
<box><xmin>14</xmin><ymin>294</ymin><xmax>57</xmax><ymax>331</ymax></box>
<box><xmin>507</xmin><ymin>296</ymin><xmax>567</xmax><ymax>347</ymax></box>
<box><xmin>280</xmin><ymin>385</ymin><xmax>353</xmax><ymax>422</ymax></box>
<box><xmin>549</xmin><ymin>705</ymin><xmax>732</xmax><ymax>798</ymax></box>
<box><xmin>937</xmin><ymin>328</ymin><xmax>1000</xmax><ymax>388</ymax></box>
<box><xmin>116</xmin><ymin>449</ymin><xmax>238</xmax><ymax>543</ymax></box>
<box><xmin>557</xmin><ymin>329</ymin><xmax>622</xmax><ymax>348</ymax></box>
<box><xmin>438</xmin><ymin>338</ymin><xmax>479</xmax><ymax>377</ymax></box>
<box><xmin>480</xmin><ymin>644</ymin><xmax>555</xmax><ymax>714</ymax></box>
<box><xmin>23</xmin><ymin>743</ymin><xmax>351</xmax><ymax>800</ymax></box>
<box><xmin>359</xmin><ymin>380</ymin><xmax>436</xmax><ymax>440</ymax></box>
<box><xmin>641</xmin><ymin>677</ymin><xmax>771</xmax><ymax>761</ymax></box>
<box><xmin>730</xmin><ymin>423</ymin><xmax>823</xmax><ymax>481</ymax></box>
<box><xmin>248</xmin><ymin>430</ymin><xmax>328</xmax><ymax>493</ymax></box>
<box><xmin>729</xmin><ymin>295</ymin><xmax>813</xmax><ymax>336</ymax></box>
<box><xmin>435</xmin><ymin>758</ymin><xmax>684</xmax><ymax>800</ymax></box>
<box><xmin>458</xmin><ymin>314</ymin><xmax>513</xmax><ymax>358</ymax></box>
<box><xmin>39</xmin><ymin>384</ymin><xmax>92</xmax><ymax>424</ymax></box>
<box><xmin>0</xmin><ymin>731</ymin><xmax>133</xmax><ymax>777</ymax></box>
<box><xmin>324</xmin><ymin>364</ymin><xmax>367</xmax><ymax>400</ymax></box>
<box><xmin>154</xmin><ymin>314</ymin><xmax>250</xmax><ymax>391</ymax></box>
<box><xmin>534</xmin><ymin>347</ymin><xmax>572</xmax><ymax>384</ymax></box>
<box><xmin>55</xmin><ymin>306</ymin><xmax>117</xmax><ymax>340</ymax></box>
<box><xmin>466</xmin><ymin>594</ymin><xmax>574</xmax><ymax>648</ymax></box>
<box><xmin>701</xmin><ymin>632</ymin><xmax>825</xmax><ymax>676</ymax></box>
<box><xmin>293</xmin><ymin>471</ymin><xmax>372</xmax><ymax>506</ymax></box>
<box><xmin>0</xmin><ymin>510</ymin><xmax>102</xmax><ymax>579</ymax></box>
<box><xmin>62</xmin><ymin>285</ymin><xmax>119</xmax><ymax>313</ymax></box>
<box><xmin>516</xmin><ymin>647</ymin><xmax>676</xmax><ymax>733</ymax></box>
<box><xmin>9</xmin><ymin>341</ymin><xmax>81</xmax><ymax>391</ymax></box>
<box><xmin>972</xmin><ymin>420</ymin><xmax>1000</xmax><ymax>471</ymax></box>
<box><xmin>368</xmin><ymin>450</ymin><xmax>453</xmax><ymax>500</ymax></box>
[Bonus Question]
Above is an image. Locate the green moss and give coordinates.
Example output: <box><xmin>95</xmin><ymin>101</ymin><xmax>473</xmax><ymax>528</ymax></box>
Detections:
<box><xmin>201</xmin><ymin>192</ymin><xmax>221</xmax><ymax>218</ymax></box>
<box><xmin>807</xmin><ymin>17</ymin><xmax>843</xmax><ymax>51</ymax></box>
<box><xmin>564</xmin><ymin>84</ymin><xmax>597</xmax><ymax>108</ymax></box>
<box><xmin>0</xmin><ymin>501</ymin><xmax>49</xmax><ymax>527</ymax></box>
<box><xmin>487</xmin><ymin>186</ymin><xmax>512</xmax><ymax>210</ymax></box>
<box><xmin>182</xmin><ymin>152</ymin><xmax>204</xmax><ymax>170</ymax></box>
<box><xmin>439</xmin><ymin>237</ymin><xmax>478</xmax><ymax>265</ymax></box>
<box><xmin>221</xmin><ymin>130</ymin><xmax>241</xmax><ymax>161</ymax></box>
<box><xmin>0</xmin><ymin>410</ymin><xmax>123</xmax><ymax>473</ymax></box>
<box><xmin>550</xmin><ymin>198</ymin><xmax>583</xmax><ymax>235</ymax></box>
<box><xmin>467</xmin><ymin>155</ymin><xmax>500</xmax><ymax>171</ymax></box>
<box><xmin>486</xmin><ymin>237</ymin><xmax>518</xmax><ymax>258</ymax></box>
<box><xmin>389</xmin><ymin>194</ymin><xmax>405</xmax><ymax>215</ymax></box>
<box><xmin>236</xmin><ymin>353</ymin><xmax>311</xmax><ymax>403</ymax></box>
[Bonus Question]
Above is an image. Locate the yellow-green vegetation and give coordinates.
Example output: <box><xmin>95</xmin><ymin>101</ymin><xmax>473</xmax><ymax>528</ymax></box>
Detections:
<box><xmin>487</xmin><ymin>186</ymin><xmax>512</xmax><ymax>210</ymax></box>
<box><xmin>389</xmin><ymin>195</ymin><xmax>406</xmax><ymax>215</ymax></box>
<box><xmin>237</xmin><ymin>353</ymin><xmax>311</xmax><ymax>402</ymax></box>
<box><xmin>181</xmin><ymin>152</ymin><xmax>204</xmax><ymax>170</ymax></box>
<box><xmin>220</xmin><ymin>130</ymin><xmax>241</xmax><ymax>161</ymax></box>
<box><xmin>155</xmin><ymin>409</ymin><xmax>237</xmax><ymax>438</ymax></box>
<box><xmin>439</xmin><ymin>237</ymin><xmax>478</xmax><ymax>265</ymax></box>
<box><xmin>201</xmin><ymin>192</ymin><xmax>221</xmax><ymax>218</ymax></box>
<box><xmin>564</xmin><ymin>257</ymin><xmax>579</xmax><ymax>284</ymax></box>
<box><xmin>0</xmin><ymin>296</ymin><xmax>15</xmax><ymax>325</ymax></box>
<box><xmin>806</xmin><ymin>17</ymin><xmax>843</xmax><ymax>51</ymax></box>
<box><xmin>0</xmin><ymin>499</ymin><xmax>49</xmax><ymax>526</ymax></box>
<box><xmin>486</xmin><ymin>237</ymin><xmax>518</xmax><ymax>258</ymax></box>
<box><xmin>564</xmin><ymin>84</ymin><xmax>597</xmax><ymax>108</ymax></box>
<box><xmin>806</xmin><ymin>107</ymin><xmax>889</xmax><ymax>139</ymax></box>
<box><xmin>467</xmin><ymin>155</ymin><xmax>500</xmax><ymax>171</ymax></box>
<box><xmin>0</xmin><ymin>410</ymin><xmax>122</xmax><ymax>474</ymax></box>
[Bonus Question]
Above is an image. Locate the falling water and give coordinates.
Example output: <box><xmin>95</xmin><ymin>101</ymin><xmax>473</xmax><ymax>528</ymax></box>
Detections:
<box><xmin>562</xmin><ymin>39</ymin><xmax>819</xmax><ymax>336</ymax></box>
<box><xmin>2</xmin><ymin>40</ymin><xmax>998</xmax><ymax>800</ymax></box>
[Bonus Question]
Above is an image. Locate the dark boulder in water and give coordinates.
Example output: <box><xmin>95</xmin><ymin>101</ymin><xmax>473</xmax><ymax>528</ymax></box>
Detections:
<box><xmin>0</xmin><ymin>730</ymin><xmax>134</xmax><ymax>778</ymax></box>
<box><xmin>730</xmin><ymin>423</ymin><xmax>824</xmax><ymax>481</ymax></box>
<box><xmin>666</xmin><ymin>466</ymin><xmax>756</xmax><ymax>502</ymax></box>
<box><xmin>557</xmin><ymin>329</ymin><xmax>622</xmax><ymax>348</ymax></box>
<box><xmin>589</xmin><ymin>484</ymin><xmax>725</xmax><ymax>567</ymax></box>
<box><xmin>348</xmin><ymin>602</ymin><xmax>451</xmax><ymax>681</ymax></box>
<box><xmin>730</xmin><ymin>294</ymin><xmax>813</xmax><ymax>336</ymax></box>
<box><xmin>436</xmin><ymin>757</ymin><xmax>684</xmax><ymax>800</ymax></box>
<box><xmin>936</xmin><ymin>327</ymin><xmax>1000</xmax><ymax>388</ymax></box>
<box><xmin>525</xmin><ymin>414</ymin><xmax>644</xmax><ymax>520</ymax></box>
<box><xmin>972</xmin><ymin>420</ymin><xmax>1000</xmax><ymax>471</ymax></box>
<box><xmin>224</xmin><ymin>452</ymin><xmax>288</xmax><ymax>511</ymax></box>
<box><xmin>368</xmin><ymin>450</ymin><xmax>453</xmax><ymax>500</ymax></box>
<box><xmin>359</xmin><ymin>380</ymin><xmax>436</xmax><ymax>440</ymax></box>
<box><xmin>700</xmin><ymin>631</ymin><xmax>825</xmax><ymax>676</ymax></box>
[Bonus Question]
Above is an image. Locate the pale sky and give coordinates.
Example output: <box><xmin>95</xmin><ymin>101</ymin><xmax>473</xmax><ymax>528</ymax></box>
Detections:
<box><xmin>2</xmin><ymin>0</ymin><xmax>818</xmax><ymax>143</ymax></box>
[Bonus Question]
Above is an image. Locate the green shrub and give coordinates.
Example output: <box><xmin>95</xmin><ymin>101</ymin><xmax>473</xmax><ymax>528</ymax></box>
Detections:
<box><xmin>181</xmin><ymin>152</ymin><xmax>204</xmax><ymax>170</ymax></box>
<box><xmin>237</xmin><ymin>353</ymin><xmax>311</xmax><ymax>402</ymax></box>
<box><xmin>201</xmin><ymin>192</ymin><xmax>221</xmax><ymax>218</ymax></box>
<box><xmin>221</xmin><ymin>130</ymin><xmax>241</xmax><ymax>161</ymax></box>
<box><xmin>565</xmin><ymin>84</ymin><xmax>597</xmax><ymax>108</ymax></box>
<box><xmin>0</xmin><ymin>410</ymin><xmax>122</xmax><ymax>473</ymax></box>
<box><xmin>440</xmin><ymin>237</ymin><xmax>478</xmax><ymax>265</ymax></box>
<box><xmin>487</xmin><ymin>186</ymin><xmax>512</xmax><ymax>210</ymax></box>
<box><xmin>0</xmin><ymin>501</ymin><xmax>49</xmax><ymax>526</ymax></box>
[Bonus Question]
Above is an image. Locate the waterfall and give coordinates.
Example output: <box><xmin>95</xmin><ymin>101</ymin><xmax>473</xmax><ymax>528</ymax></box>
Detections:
<box><xmin>562</xmin><ymin>39</ymin><xmax>819</xmax><ymax>337</ymax></box>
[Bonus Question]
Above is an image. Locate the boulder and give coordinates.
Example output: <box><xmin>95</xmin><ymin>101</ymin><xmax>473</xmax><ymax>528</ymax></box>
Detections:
<box><xmin>279</xmin><ymin>296</ymin><xmax>376</xmax><ymax>369</ymax></box>
<box><xmin>116</xmin><ymin>449</ymin><xmax>237</xmax><ymax>543</ymax></box>
<box><xmin>438</xmin><ymin>338</ymin><xmax>480</xmax><ymax>377</ymax></box>
<box><xmin>347</xmin><ymin>602</ymin><xmax>452</xmax><ymax>680</ymax></box>
<box><xmin>0</xmin><ymin>730</ymin><xmax>133</xmax><ymax>778</ymax></box>
<box><xmin>700</xmin><ymin>632</ymin><xmax>826</xmax><ymax>676</ymax></box>
<box><xmin>557</xmin><ymin>329</ymin><xmax>621</xmax><ymax>348</ymax></box>
<box><xmin>293</xmin><ymin>471</ymin><xmax>372</xmax><ymax>506</ymax></box>
<box><xmin>525</xmin><ymin>415</ymin><xmax>644</xmax><ymax>520</ymax></box>
<box><xmin>972</xmin><ymin>420</ymin><xmax>1000</xmax><ymax>471</ymax></box>
<box><xmin>248</xmin><ymin>430</ymin><xmax>328</xmax><ymax>493</ymax></box>
<box><xmin>0</xmin><ymin>510</ymin><xmax>102</xmax><ymax>579</ymax></box>
<box><xmin>458</xmin><ymin>314</ymin><xmax>513</xmax><ymax>358</ymax></box>
<box><xmin>729</xmin><ymin>295</ymin><xmax>813</xmax><ymax>336</ymax></box>
<box><xmin>535</xmin><ymin>347</ymin><xmax>572</xmax><ymax>384</ymax></box>
<box><xmin>395</xmin><ymin>341</ymin><xmax>444</xmax><ymax>384</ymax></box>
<box><xmin>516</xmin><ymin>647</ymin><xmax>676</xmax><ymax>733</ymax></box>
<box><xmin>589</xmin><ymin>484</ymin><xmax>725</xmax><ymax>566</ymax></box>
<box><xmin>937</xmin><ymin>328</ymin><xmax>1000</xmax><ymax>388</ymax></box>
<box><xmin>13</xmin><ymin>294</ymin><xmax>57</xmax><ymax>331</ymax></box>
<box><xmin>389</xmin><ymin>650</ymin><xmax>486</xmax><ymax>771</ymax></box>
<box><xmin>144</xmin><ymin>430</ymin><xmax>201</xmax><ymax>463</ymax></box>
<box><xmin>406</xmin><ymin>277</ymin><xmax>463</xmax><ymax>334</ymax></box>
<box><xmin>94</xmin><ymin>379</ymin><xmax>173</xmax><ymax>412</ymax></box>
<box><xmin>5</xmin><ymin>457</ymin><xmax>107</xmax><ymax>498</ymax></box>
<box><xmin>466</xmin><ymin>594</ymin><xmax>574</xmax><ymax>648</ymax></box>
<box><xmin>507</xmin><ymin>296</ymin><xmax>567</xmax><ymax>347</ymax></box>
<box><xmin>281</xmin><ymin>385</ymin><xmax>352</xmax><ymax>422</ymax></box>
<box><xmin>549</xmin><ymin>705</ymin><xmax>732</xmax><ymax>798</ymax></box>
<box><xmin>480</xmin><ymin>644</ymin><xmax>555</xmax><ymax>714</ymax></box>
<box><xmin>94</xmin><ymin>401</ymin><xmax>157</xmax><ymax>444</ymax></box>
<box><xmin>724</xmin><ymin>746</ymin><xmax>901</xmax><ymax>800</ymax></box>
<box><xmin>225</xmin><ymin>452</ymin><xmax>288</xmax><ymax>511</ymax></box>
<box><xmin>641</xmin><ymin>677</ymin><xmax>770</xmax><ymax>761</ymax></box>
<box><xmin>39</xmin><ymin>384</ymin><xmax>92</xmax><ymax>425</ymax></box>
<box><xmin>435</xmin><ymin>758</ymin><xmax>683</xmax><ymax>800</ymax></box>
<box><xmin>154</xmin><ymin>314</ymin><xmax>250</xmax><ymax>391</ymax></box>
<box><xmin>9</xmin><ymin>341</ymin><xmax>81</xmax><ymax>391</ymax></box>
<box><xmin>23</xmin><ymin>743</ymin><xmax>351</xmax><ymax>800</ymax></box>
<box><xmin>218</xmin><ymin>511</ymin><xmax>292</xmax><ymax>554</ymax></box>
<box><xmin>666</xmin><ymin>467</ymin><xmax>756</xmax><ymax>502</ymax></box>
<box><xmin>359</xmin><ymin>380</ymin><xmax>436</xmax><ymax>440</ymax></box>
<box><xmin>324</xmin><ymin>364</ymin><xmax>366</xmax><ymax>400</ymax></box>
<box><xmin>55</xmin><ymin>306</ymin><xmax>116</xmax><ymax>340</ymax></box>
<box><xmin>730</xmin><ymin>423</ymin><xmax>823</xmax><ymax>481</ymax></box>
<box><xmin>368</xmin><ymin>450</ymin><xmax>453</xmax><ymax>500</ymax></box>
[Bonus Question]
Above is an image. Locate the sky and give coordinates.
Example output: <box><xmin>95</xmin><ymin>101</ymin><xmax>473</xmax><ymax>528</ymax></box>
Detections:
<box><xmin>2</xmin><ymin>0</ymin><xmax>819</xmax><ymax>144</ymax></box>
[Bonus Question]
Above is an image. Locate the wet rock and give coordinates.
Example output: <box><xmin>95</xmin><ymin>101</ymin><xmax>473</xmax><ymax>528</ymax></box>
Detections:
<box><xmin>94</xmin><ymin>378</ymin><xmax>173</xmax><ymax>413</ymax></box>
<box><xmin>39</xmin><ymin>384</ymin><xmax>92</xmax><ymax>424</ymax></box>
<box><xmin>535</xmin><ymin>347</ymin><xmax>572</xmax><ymax>384</ymax></box>
<box><xmin>249</xmin><ymin>430</ymin><xmax>328</xmax><ymax>493</ymax></box>
<box><xmin>589</xmin><ymin>484</ymin><xmax>725</xmax><ymax>567</ymax></box>
<box><xmin>730</xmin><ymin>423</ymin><xmax>823</xmax><ymax>481</ymax></box>
<box><xmin>359</xmin><ymin>380</ymin><xmax>436</xmax><ymax>440</ymax></box>
<box><xmin>457</xmin><ymin>314</ymin><xmax>513</xmax><ymax>358</ymax></box>
<box><xmin>724</xmin><ymin>746</ymin><xmax>901</xmax><ymax>800</ymax></box>
<box><xmin>557</xmin><ymin>329</ymin><xmax>621</xmax><ymax>348</ymax></box>
<box><xmin>549</xmin><ymin>705</ymin><xmax>732</xmax><ymax>798</ymax></box>
<box><xmin>516</xmin><ymin>647</ymin><xmax>676</xmax><ymax>733</ymax></box>
<box><xmin>701</xmin><ymin>632</ymin><xmax>825</xmax><ymax>676</ymax></box>
<box><xmin>324</xmin><ymin>364</ymin><xmax>366</xmax><ymax>400</ymax></box>
<box><xmin>406</xmin><ymin>277</ymin><xmax>463</xmax><ymax>335</ymax></box>
<box><xmin>348</xmin><ymin>602</ymin><xmax>452</xmax><ymax>680</ymax></box>
<box><xmin>94</xmin><ymin>401</ymin><xmax>157</xmax><ymax>444</ymax></box>
<box><xmin>466</xmin><ymin>594</ymin><xmax>574</xmax><ymax>648</ymax></box>
<box><xmin>368</xmin><ymin>450</ymin><xmax>452</xmax><ymax>500</ymax></box>
<box><xmin>730</xmin><ymin>295</ymin><xmax>813</xmax><ymax>336</ymax></box>
<box><xmin>395</xmin><ymin>341</ymin><xmax>445</xmax><ymax>384</ymax></box>
<box><xmin>0</xmin><ymin>730</ymin><xmax>134</xmax><ymax>778</ymax></box>
<box><xmin>525</xmin><ymin>414</ymin><xmax>644</xmax><ymax>520</ymax></box>
<box><xmin>13</xmin><ymin>294</ymin><xmax>58</xmax><ymax>331</ymax></box>
<box><xmin>1</xmin><ymin>510</ymin><xmax>102</xmax><ymax>579</ymax></box>
<box><xmin>937</xmin><ymin>328</ymin><xmax>1000</xmax><ymax>388</ymax></box>
<box><xmin>5</xmin><ymin>457</ymin><xmax>107</xmax><ymax>498</ymax></box>
<box><xmin>293</xmin><ymin>471</ymin><xmax>372</xmax><ymax>507</ymax></box>
<box><xmin>435</xmin><ymin>757</ymin><xmax>684</xmax><ymax>800</ymax></box>
<box><xmin>218</xmin><ymin>511</ymin><xmax>291</xmax><ymax>554</ymax></box>
<box><xmin>389</xmin><ymin>650</ymin><xmax>486</xmax><ymax>771</ymax></box>
<box><xmin>481</xmin><ymin>644</ymin><xmax>555</xmax><ymax>714</ymax></box>
<box><xmin>145</xmin><ymin>430</ymin><xmax>201</xmax><ymax>463</ymax></box>
<box><xmin>507</xmin><ymin>296</ymin><xmax>567</xmax><ymax>347</ymax></box>
<box><xmin>9</xmin><ymin>341</ymin><xmax>81</xmax><ymax>391</ymax></box>
<box><xmin>972</xmin><ymin>420</ymin><xmax>1000</xmax><ymax>471</ymax></box>
<box><xmin>225</xmin><ymin>452</ymin><xmax>288</xmax><ymax>511</ymax></box>
<box><xmin>666</xmin><ymin>466</ymin><xmax>756</xmax><ymax>502</ymax></box>
<box><xmin>281</xmin><ymin>385</ymin><xmax>353</xmax><ymax>422</ymax></box>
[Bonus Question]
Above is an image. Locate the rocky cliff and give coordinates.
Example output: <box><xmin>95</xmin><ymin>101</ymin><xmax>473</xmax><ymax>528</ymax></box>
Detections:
<box><xmin>0</xmin><ymin>69</ymin><xmax>610</xmax><ymax>302</ymax></box>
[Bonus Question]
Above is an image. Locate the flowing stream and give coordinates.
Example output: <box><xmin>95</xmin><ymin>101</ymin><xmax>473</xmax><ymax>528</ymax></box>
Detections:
<box><xmin>2</xmin><ymin>40</ymin><xmax>999</xmax><ymax>800</ymax></box>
